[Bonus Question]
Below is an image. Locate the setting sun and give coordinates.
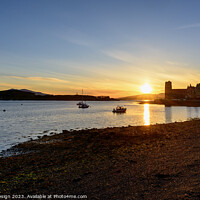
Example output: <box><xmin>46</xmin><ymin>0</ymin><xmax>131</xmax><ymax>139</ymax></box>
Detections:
<box><xmin>140</xmin><ymin>83</ymin><xmax>153</xmax><ymax>94</ymax></box>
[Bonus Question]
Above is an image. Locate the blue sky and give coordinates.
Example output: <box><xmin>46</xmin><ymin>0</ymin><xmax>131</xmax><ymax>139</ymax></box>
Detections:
<box><xmin>1</xmin><ymin>0</ymin><xmax>200</xmax><ymax>97</ymax></box>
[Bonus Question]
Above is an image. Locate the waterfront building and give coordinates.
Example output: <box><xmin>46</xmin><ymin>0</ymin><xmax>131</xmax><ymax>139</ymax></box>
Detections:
<box><xmin>165</xmin><ymin>81</ymin><xmax>200</xmax><ymax>99</ymax></box>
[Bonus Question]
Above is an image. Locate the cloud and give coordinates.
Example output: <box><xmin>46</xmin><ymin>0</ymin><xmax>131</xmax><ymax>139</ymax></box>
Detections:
<box><xmin>102</xmin><ymin>43</ymin><xmax>165</xmax><ymax>66</ymax></box>
<box><xmin>166</xmin><ymin>61</ymin><xmax>188</xmax><ymax>66</ymax></box>
<box><xmin>65</xmin><ymin>38</ymin><xmax>91</xmax><ymax>47</ymax></box>
<box><xmin>0</xmin><ymin>82</ymin><xmax>30</xmax><ymax>91</ymax></box>
<box><xmin>10</xmin><ymin>76</ymin><xmax>69</xmax><ymax>83</ymax></box>
<box><xmin>102</xmin><ymin>50</ymin><xmax>134</xmax><ymax>63</ymax></box>
<box><xmin>58</xmin><ymin>28</ymin><xmax>92</xmax><ymax>47</ymax></box>
<box><xmin>176</xmin><ymin>23</ymin><xmax>200</xmax><ymax>30</ymax></box>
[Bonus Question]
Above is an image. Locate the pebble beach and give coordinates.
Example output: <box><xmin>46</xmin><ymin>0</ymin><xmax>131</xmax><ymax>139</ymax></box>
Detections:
<box><xmin>1</xmin><ymin>120</ymin><xmax>200</xmax><ymax>199</ymax></box>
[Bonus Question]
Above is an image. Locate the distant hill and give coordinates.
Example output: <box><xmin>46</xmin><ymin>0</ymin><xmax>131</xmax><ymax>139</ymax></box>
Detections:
<box><xmin>0</xmin><ymin>89</ymin><xmax>40</xmax><ymax>100</ymax></box>
<box><xmin>20</xmin><ymin>89</ymin><xmax>48</xmax><ymax>96</ymax></box>
<box><xmin>118</xmin><ymin>93</ymin><xmax>164</xmax><ymax>100</ymax></box>
<box><xmin>0</xmin><ymin>89</ymin><xmax>117</xmax><ymax>101</ymax></box>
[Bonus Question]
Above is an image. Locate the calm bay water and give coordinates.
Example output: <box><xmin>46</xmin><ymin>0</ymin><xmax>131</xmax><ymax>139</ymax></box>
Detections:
<box><xmin>0</xmin><ymin>100</ymin><xmax>200</xmax><ymax>153</ymax></box>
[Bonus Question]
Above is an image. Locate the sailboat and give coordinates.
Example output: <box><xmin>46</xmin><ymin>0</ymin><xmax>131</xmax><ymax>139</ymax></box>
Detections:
<box><xmin>77</xmin><ymin>90</ymin><xmax>89</xmax><ymax>109</ymax></box>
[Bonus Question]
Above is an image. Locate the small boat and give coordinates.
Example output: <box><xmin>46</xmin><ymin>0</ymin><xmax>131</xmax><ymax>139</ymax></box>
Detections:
<box><xmin>79</xmin><ymin>102</ymin><xmax>89</xmax><ymax>108</ymax></box>
<box><xmin>77</xmin><ymin>89</ymin><xmax>90</xmax><ymax>109</ymax></box>
<box><xmin>112</xmin><ymin>106</ymin><xmax>126</xmax><ymax>113</ymax></box>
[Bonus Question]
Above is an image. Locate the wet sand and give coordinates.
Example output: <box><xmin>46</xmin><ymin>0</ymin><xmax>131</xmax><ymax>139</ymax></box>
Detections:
<box><xmin>1</xmin><ymin>120</ymin><xmax>200</xmax><ymax>199</ymax></box>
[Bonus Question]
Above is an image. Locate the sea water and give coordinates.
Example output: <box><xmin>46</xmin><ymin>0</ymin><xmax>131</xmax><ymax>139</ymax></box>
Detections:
<box><xmin>0</xmin><ymin>100</ymin><xmax>200</xmax><ymax>153</ymax></box>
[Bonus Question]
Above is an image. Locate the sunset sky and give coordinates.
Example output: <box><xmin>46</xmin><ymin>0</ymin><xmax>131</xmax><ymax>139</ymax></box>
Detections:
<box><xmin>1</xmin><ymin>0</ymin><xmax>200</xmax><ymax>97</ymax></box>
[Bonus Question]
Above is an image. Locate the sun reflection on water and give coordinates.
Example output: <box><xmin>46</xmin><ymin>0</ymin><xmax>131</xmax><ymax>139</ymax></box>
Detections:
<box><xmin>144</xmin><ymin>104</ymin><xmax>150</xmax><ymax>125</ymax></box>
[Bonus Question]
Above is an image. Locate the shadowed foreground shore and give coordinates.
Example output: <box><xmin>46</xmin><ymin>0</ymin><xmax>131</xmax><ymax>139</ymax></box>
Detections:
<box><xmin>1</xmin><ymin>120</ymin><xmax>200</xmax><ymax>199</ymax></box>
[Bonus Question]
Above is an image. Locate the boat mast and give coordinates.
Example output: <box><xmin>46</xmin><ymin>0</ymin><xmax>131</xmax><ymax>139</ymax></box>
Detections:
<box><xmin>82</xmin><ymin>89</ymin><xmax>83</xmax><ymax>103</ymax></box>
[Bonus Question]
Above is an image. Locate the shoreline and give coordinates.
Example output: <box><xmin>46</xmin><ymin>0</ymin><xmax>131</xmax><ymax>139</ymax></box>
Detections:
<box><xmin>0</xmin><ymin>121</ymin><xmax>185</xmax><ymax>158</ymax></box>
<box><xmin>1</xmin><ymin>120</ymin><xmax>200</xmax><ymax>199</ymax></box>
<box><xmin>139</xmin><ymin>99</ymin><xmax>200</xmax><ymax>107</ymax></box>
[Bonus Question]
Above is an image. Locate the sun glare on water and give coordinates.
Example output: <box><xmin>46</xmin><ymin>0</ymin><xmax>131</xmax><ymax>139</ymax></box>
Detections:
<box><xmin>140</xmin><ymin>83</ymin><xmax>153</xmax><ymax>94</ymax></box>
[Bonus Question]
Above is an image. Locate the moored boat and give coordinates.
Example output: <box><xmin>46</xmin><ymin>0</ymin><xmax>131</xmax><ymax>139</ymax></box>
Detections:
<box><xmin>112</xmin><ymin>106</ymin><xmax>126</xmax><ymax>113</ymax></box>
<box><xmin>77</xmin><ymin>89</ymin><xmax>90</xmax><ymax>109</ymax></box>
<box><xmin>79</xmin><ymin>103</ymin><xmax>89</xmax><ymax>108</ymax></box>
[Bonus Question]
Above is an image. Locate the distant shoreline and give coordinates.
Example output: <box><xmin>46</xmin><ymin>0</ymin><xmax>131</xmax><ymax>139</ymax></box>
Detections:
<box><xmin>139</xmin><ymin>99</ymin><xmax>200</xmax><ymax>107</ymax></box>
<box><xmin>0</xmin><ymin>89</ymin><xmax>118</xmax><ymax>101</ymax></box>
<box><xmin>0</xmin><ymin>99</ymin><xmax>119</xmax><ymax>101</ymax></box>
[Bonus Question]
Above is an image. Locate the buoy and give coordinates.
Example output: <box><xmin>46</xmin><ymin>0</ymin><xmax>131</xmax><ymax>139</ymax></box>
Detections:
<box><xmin>3</xmin><ymin>109</ymin><xmax>6</xmax><ymax>112</ymax></box>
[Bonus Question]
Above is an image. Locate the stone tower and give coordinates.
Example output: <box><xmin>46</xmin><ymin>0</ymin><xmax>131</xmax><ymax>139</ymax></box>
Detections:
<box><xmin>165</xmin><ymin>81</ymin><xmax>172</xmax><ymax>99</ymax></box>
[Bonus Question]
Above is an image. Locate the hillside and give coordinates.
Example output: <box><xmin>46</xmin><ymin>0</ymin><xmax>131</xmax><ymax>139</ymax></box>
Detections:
<box><xmin>0</xmin><ymin>89</ymin><xmax>117</xmax><ymax>101</ymax></box>
<box><xmin>20</xmin><ymin>89</ymin><xmax>48</xmax><ymax>96</ymax></box>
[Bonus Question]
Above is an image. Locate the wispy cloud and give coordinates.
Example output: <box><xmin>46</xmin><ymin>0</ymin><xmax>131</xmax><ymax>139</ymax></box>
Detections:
<box><xmin>0</xmin><ymin>82</ymin><xmax>25</xmax><ymax>88</ymax></box>
<box><xmin>166</xmin><ymin>61</ymin><xmax>188</xmax><ymax>66</ymax></box>
<box><xmin>177</xmin><ymin>23</ymin><xmax>200</xmax><ymax>30</ymax></box>
<box><xmin>65</xmin><ymin>38</ymin><xmax>91</xmax><ymax>47</ymax></box>
<box><xmin>58</xmin><ymin>28</ymin><xmax>92</xmax><ymax>47</ymax></box>
<box><xmin>102</xmin><ymin>50</ymin><xmax>134</xmax><ymax>63</ymax></box>
<box><xmin>10</xmin><ymin>76</ymin><xmax>69</xmax><ymax>83</ymax></box>
<box><xmin>102</xmin><ymin>43</ymin><xmax>164</xmax><ymax>65</ymax></box>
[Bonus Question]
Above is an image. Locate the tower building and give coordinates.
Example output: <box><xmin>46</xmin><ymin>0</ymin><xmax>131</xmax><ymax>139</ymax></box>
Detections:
<box><xmin>164</xmin><ymin>81</ymin><xmax>200</xmax><ymax>99</ymax></box>
<box><xmin>165</xmin><ymin>81</ymin><xmax>172</xmax><ymax>99</ymax></box>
